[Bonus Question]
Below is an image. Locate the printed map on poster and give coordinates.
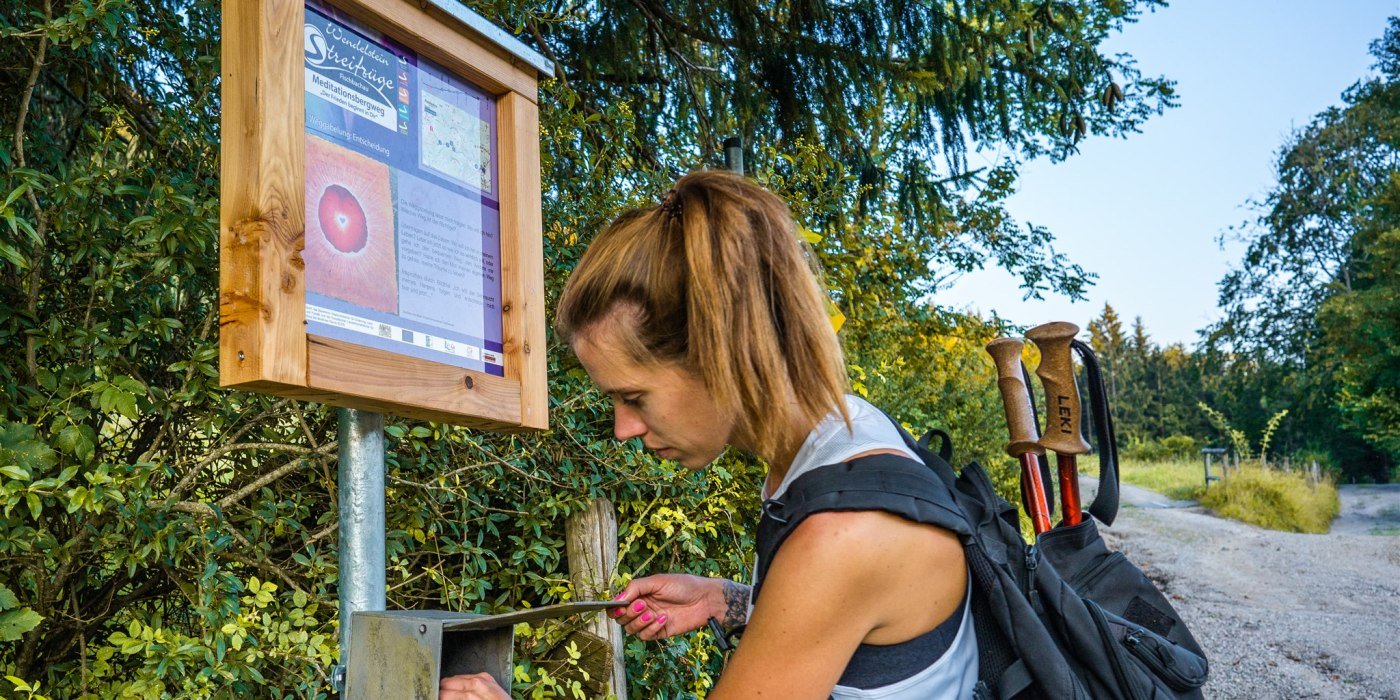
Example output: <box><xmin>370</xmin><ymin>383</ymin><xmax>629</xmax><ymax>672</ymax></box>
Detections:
<box><xmin>300</xmin><ymin>3</ymin><xmax>504</xmax><ymax>376</ymax></box>
<box><xmin>421</xmin><ymin>91</ymin><xmax>492</xmax><ymax>191</ymax></box>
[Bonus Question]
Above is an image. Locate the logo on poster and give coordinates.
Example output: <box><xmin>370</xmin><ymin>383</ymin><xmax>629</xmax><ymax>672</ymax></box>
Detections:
<box><xmin>304</xmin><ymin>23</ymin><xmax>329</xmax><ymax>66</ymax></box>
<box><xmin>303</xmin><ymin>13</ymin><xmax>398</xmax><ymax>133</ymax></box>
<box><xmin>306</xmin><ymin>18</ymin><xmax>395</xmax><ymax>98</ymax></box>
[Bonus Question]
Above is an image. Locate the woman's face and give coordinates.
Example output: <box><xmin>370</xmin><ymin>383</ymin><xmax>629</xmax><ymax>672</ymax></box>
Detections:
<box><xmin>573</xmin><ymin>321</ymin><xmax>736</xmax><ymax>470</ymax></box>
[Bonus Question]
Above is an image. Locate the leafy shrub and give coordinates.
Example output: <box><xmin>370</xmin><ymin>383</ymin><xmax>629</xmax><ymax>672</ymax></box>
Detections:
<box><xmin>1122</xmin><ymin>435</ymin><xmax>1199</xmax><ymax>463</ymax></box>
<box><xmin>1199</xmin><ymin>466</ymin><xmax>1340</xmax><ymax>533</ymax></box>
<box><xmin>1161</xmin><ymin>435</ymin><xmax>1198</xmax><ymax>460</ymax></box>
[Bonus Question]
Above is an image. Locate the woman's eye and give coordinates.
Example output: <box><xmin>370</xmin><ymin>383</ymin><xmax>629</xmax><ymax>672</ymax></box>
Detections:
<box><xmin>620</xmin><ymin>395</ymin><xmax>642</xmax><ymax>407</ymax></box>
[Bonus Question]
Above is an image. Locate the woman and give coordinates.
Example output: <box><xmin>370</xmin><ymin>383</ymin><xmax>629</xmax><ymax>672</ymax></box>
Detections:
<box><xmin>442</xmin><ymin>170</ymin><xmax>975</xmax><ymax>699</ymax></box>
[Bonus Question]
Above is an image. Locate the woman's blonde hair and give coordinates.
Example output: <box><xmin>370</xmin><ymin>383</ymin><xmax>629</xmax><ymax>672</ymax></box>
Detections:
<box><xmin>555</xmin><ymin>170</ymin><xmax>848</xmax><ymax>459</ymax></box>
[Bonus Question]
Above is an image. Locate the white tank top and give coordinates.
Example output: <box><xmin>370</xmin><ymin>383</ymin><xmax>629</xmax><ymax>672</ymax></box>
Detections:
<box><xmin>761</xmin><ymin>395</ymin><xmax>980</xmax><ymax>699</ymax></box>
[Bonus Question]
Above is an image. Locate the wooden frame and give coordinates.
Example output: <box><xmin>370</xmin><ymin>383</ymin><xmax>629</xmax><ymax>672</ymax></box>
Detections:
<box><xmin>220</xmin><ymin>0</ymin><xmax>549</xmax><ymax>430</ymax></box>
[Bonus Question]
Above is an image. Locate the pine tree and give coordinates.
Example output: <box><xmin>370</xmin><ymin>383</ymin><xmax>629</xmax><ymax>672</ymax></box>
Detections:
<box><xmin>1088</xmin><ymin>303</ymin><xmax>1126</xmax><ymax>402</ymax></box>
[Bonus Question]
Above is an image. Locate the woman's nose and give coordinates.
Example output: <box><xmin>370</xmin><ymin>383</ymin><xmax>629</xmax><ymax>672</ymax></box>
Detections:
<box><xmin>613</xmin><ymin>405</ymin><xmax>646</xmax><ymax>442</ymax></box>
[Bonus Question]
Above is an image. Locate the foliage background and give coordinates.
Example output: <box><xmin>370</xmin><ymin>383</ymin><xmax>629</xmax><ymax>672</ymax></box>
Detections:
<box><xmin>1073</xmin><ymin>20</ymin><xmax>1398</xmax><ymax>485</ymax></box>
<box><xmin>2</xmin><ymin>0</ymin><xmax>1185</xmax><ymax>697</ymax></box>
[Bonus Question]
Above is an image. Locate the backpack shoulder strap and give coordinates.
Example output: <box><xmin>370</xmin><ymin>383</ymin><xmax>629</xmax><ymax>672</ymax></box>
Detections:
<box><xmin>753</xmin><ymin>453</ymin><xmax>971</xmax><ymax>602</ymax></box>
<box><xmin>918</xmin><ymin>427</ymin><xmax>954</xmax><ymax>463</ymax></box>
<box><xmin>1072</xmin><ymin>339</ymin><xmax>1120</xmax><ymax>525</ymax></box>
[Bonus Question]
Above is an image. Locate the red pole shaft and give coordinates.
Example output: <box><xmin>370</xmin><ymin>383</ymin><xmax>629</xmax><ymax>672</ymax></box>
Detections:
<box><xmin>1057</xmin><ymin>453</ymin><xmax>1082</xmax><ymax>526</ymax></box>
<box><xmin>1019</xmin><ymin>453</ymin><xmax>1053</xmax><ymax>535</ymax></box>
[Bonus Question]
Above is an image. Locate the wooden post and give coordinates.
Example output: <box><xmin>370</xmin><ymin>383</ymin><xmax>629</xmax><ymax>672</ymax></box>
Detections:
<box><xmin>566</xmin><ymin>498</ymin><xmax>626</xmax><ymax>699</ymax></box>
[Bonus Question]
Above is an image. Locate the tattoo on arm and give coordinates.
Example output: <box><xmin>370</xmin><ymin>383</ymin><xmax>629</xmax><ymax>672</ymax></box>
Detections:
<box><xmin>720</xmin><ymin>580</ymin><xmax>752</xmax><ymax>630</ymax></box>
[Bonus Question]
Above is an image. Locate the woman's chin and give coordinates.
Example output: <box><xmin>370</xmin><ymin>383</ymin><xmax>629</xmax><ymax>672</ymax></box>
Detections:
<box><xmin>678</xmin><ymin>451</ymin><xmax>726</xmax><ymax>471</ymax></box>
<box><xmin>654</xmin><ymin>444</ymin><xmax>726</xmax><ymax>470</ymax></box>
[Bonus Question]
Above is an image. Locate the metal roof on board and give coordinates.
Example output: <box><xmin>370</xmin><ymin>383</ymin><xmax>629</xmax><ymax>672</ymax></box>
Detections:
<box><xmin>424</xmin><ymin>0</ymin><xmax>556</xmax><ymax>78</ymax></box>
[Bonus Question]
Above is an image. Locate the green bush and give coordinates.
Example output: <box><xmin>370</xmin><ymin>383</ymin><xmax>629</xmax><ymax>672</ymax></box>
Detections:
<box><xmin>1122</xmin><ymin>436</ymin><xmax>1199</xmax><ymax>463</ymax></box>
<box><xmin>1199</xmin><ymin>466</ymin><xmax>1340</xmax><ymax>534</ymax></box>
<box><xmin>1161</xmin><ymin>436</ymin><xmax>1198</xmax><ymax>460</ymax></box>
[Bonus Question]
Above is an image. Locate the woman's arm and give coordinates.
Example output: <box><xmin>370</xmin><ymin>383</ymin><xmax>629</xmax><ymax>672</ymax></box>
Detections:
<box><xmin>706</xmin><ymin>510</ymin><xmax>967</xmax><ymax>699</ymax></box>
<box><xmin>611</xmin><ymin>573</ymin><xmax>751</xmax><ymax>640</ymax></box>
<box><xmin>444</xmin><ymin>510</ymin><xmax>963</xmax><ymax>699</ymax></box>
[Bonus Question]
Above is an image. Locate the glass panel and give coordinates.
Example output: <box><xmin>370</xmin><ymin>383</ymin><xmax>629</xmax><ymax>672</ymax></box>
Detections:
<box><xmin>302</xmin><ymin>2</ymin><xmax>505</xmax><ymax>376</ymax></box>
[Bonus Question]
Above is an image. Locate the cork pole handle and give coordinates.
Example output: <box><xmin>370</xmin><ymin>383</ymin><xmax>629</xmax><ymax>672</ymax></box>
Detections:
<box><xmin>1025</xmin><ymin>322</ymin><xmax>1092</xmax><ymax>456</ymax></box>
<box><xmin>985</xmin><ymin>338</ymin><xmax>1042</xmax><ymax>458</ymax></box>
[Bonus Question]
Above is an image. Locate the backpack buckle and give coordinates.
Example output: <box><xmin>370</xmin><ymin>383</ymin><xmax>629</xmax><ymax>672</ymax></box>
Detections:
<box><xmin>972</xmin><ymin>680</ymin><xmax>992</xmax><ymax>700</ymax></box>
<box><xmin>762</xmin><ymin>499</ymin><xmax>788</xmax><ymax>524</ymax></box>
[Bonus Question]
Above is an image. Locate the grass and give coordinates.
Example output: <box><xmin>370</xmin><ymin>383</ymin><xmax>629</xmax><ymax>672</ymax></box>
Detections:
<box><xmin>1119</xmin><ymin>458</ymin><xmax>1208</xmax><ymax>501</ymax></box>
<box><xmin>1198</xmin><ymin>465</ymin><xmax>1340</xmax><ymax>534</ymax></box>
<box><xmin>1120</xmin><ymin>458</ymin><xmax>1340</xmax><ymax>534</ymax></box>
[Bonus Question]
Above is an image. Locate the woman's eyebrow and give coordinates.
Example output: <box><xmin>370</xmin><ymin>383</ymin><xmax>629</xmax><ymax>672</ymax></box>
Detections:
<box><xmin>594</xmin><ymin>382</ymin><xmax>640</xmax><ymax>396</ymax></box>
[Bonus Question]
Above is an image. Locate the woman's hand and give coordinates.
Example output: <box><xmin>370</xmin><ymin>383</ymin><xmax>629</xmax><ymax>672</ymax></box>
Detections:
<box><xmin>611</xmin><ymin>574</ymin><xmax>750</xmax><ymax>641</ymax></box>
<box><xmin>440</xmin><ymin>672</ymin><xmax>510</xmax><ymax>700</ymax></box>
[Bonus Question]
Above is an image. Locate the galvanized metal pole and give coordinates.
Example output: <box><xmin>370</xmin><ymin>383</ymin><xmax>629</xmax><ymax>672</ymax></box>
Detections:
<box><xmin>723</xmin><ymin>136</ymin><xmax>744</xmax><ymax>175</ymax></box>
<box><xmin>333</xmin><ymin>408</ymin><xmax>386</xmax><ymax>691</ymax></box>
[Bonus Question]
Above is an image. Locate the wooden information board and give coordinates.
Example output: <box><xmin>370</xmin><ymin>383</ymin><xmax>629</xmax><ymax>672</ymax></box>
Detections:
<box><xmin>219</xmin><ymin>0</ymin><xmax>552</xmax><ymax>430</ymax></box>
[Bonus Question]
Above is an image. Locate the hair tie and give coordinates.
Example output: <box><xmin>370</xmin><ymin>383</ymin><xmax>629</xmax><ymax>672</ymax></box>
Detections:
<box><xmin>659</xmin><ymin>188</ymin><xmax>682</xmax><ymax>220</ymax></box>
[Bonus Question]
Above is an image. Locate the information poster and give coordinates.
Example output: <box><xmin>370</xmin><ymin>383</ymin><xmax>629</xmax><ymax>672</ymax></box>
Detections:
<box><xmin>302</xmin><ymin>2</ymin><xmax>504</xmax><ymax>376</ymax></box>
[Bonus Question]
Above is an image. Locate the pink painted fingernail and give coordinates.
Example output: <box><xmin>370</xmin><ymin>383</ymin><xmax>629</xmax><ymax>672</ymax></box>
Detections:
<box><xmin>641</xmin><ymin>612</ymin><xmax>652</xmax><ymax>622</ymax></box>
<box><xmin>657</xmin><ymin>615</ymin><xmax>667</xmax><ymax>625</ymax></box>
<box><xmin>632</xmin><ymin>601</ymin><xmax>645</xmax><ymax>613</ymax></box>
<box><xmin>613</xmin><ymin>592</ymin><xmax>626</xmax><ymax>600</ymax></box>
<box><xmin>611</xmin><ymin>607</ymin><xmax>623</xmax><ymax>617</ymax></box>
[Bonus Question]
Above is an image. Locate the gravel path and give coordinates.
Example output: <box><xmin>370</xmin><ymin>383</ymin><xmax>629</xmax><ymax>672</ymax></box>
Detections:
<box><xmin>1085</xmin><ymin>479</ymin><xmax>1400</xmax><ymax>698</ymax></box>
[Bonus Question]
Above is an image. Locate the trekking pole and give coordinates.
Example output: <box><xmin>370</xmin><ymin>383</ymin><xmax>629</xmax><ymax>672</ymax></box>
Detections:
<box><xmin>986</xmin><ymin>338</ymin><xmax>1054</xmax><ymax>535</ymax></box>
<box><xmin>1026</xmin><ymin>322</ymin><xmax>1092</xmax><ymax>527</ymax></box>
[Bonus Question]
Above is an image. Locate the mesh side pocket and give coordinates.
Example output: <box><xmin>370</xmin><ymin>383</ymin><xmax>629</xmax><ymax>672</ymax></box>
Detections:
<box><xmin>966</xmin><ymin>547</ymin><xmax>1018</xmax><ymax>688</ymax></box>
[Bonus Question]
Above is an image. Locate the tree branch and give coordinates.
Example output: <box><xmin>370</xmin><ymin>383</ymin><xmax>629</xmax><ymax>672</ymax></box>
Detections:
<box><xmin>16</xmin><ymin>0</ymin><xmax>52</xmax><ymax>387</ymax></box>
<box><xmin>217</xmin><ymin>450</ymin><xmax>335</xmax><ymax>510</ymax></box>
<box><xmin>166</xmin><ymin>432</ymin><xmax>309</xmax><ymax>502</ymax></box>
<box><xmin>225</xmin><ymin>552</ymin><xmax>306</xmax><ymax>595</ymax></box>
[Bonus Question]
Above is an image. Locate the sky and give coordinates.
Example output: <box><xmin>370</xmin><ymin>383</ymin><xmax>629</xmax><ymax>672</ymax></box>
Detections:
<box><xmin>940</xmin><ymin>1</ymin><xmax>1398</xmax><ymax>347</ymax></box>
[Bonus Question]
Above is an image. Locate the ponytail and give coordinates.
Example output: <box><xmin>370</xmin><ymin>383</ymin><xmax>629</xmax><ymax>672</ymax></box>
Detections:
<box><xmin>555</xmin><ymin>170</ymin><xmax>848</xmax><ymax>459</ymax></box>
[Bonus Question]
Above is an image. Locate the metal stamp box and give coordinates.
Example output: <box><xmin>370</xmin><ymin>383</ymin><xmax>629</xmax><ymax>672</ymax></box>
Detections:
<box><xmin>344</xmin><ymin>601</ymin><xmax>622</xmax><ymax>699</ymax></box>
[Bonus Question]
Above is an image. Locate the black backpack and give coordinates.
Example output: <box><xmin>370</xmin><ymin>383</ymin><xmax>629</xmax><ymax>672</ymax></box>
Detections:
<box><xmin>751</xmin><ymin>345</ymin><xmax>1208</xmax><ymax>699</ymax></box>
